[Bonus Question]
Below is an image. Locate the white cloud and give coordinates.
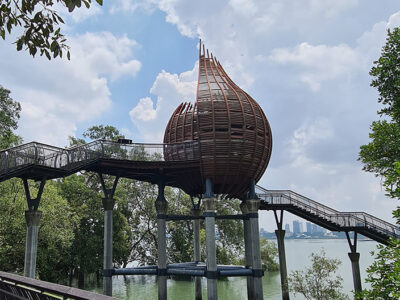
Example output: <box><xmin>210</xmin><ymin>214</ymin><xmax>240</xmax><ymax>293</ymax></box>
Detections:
<box><xmin>129</xmin><ymin>63</ymin><xmax>197</xmax><ymax>142</ymax></box>
<box><xmin>70</xmin><ymin>32</ymin><xmax>141</xmax><ymax>81</ymax></box>
<box><xmin>0</xmin><ymin>32</ymin><xmax>141</xmax><ymax>146</ymax></box>
<box><xmin>129</xmin><ymin>97</ymin><xmax>157</xmax><ymax>121</ymax></box>
<box><xmin>269</xmin><ymin>43</ymin><xmax>359</xmax><ymax>91</ymax></box>
<box><xmin>287</xmin><ymin>118</ymin><xmax>333</xmax><ymax>167</ymax></box>
<box><xmin>70</xmin><ymin>4</ymin><xmax>102</xmax><ymax>22</ymax></box>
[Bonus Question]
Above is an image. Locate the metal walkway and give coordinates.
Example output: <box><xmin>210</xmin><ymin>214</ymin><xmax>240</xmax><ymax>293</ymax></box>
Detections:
<box><xmin>256</xmin><ymin>185</ymin><xmax>399</xmax><ymax>244</ymax></box>
<box><xmin>0</xmin><ymin>140</ymin><xmax>203</xmax><ymax>195</ymax></box>
<box><xmin>0</xmin><ymin>140</ymin><xmax>398</xmax><ymax>244</ymax></box>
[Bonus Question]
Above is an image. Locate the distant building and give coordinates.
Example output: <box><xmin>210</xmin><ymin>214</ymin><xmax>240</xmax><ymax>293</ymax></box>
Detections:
<box><xmin>306</xmin><ymin>222</ymin><xmax>312</xmax><ymax>234</ymax></box>
<box><xmin>285</xmin><ymin>223</ymin><xmax>290</xmax><ymax>233</ymax></box>
<box><xmin>293</xmin><ymin>220</ymin><xmax>303</xmax><ymax>234</ymax></box>
<box><xmin>306</xmin><ymin>222</ymin><xmax>327</xmax><ymax>234</ymax></box>
<box><xmin>260</xmin><ymin>228</ymin><xmax>266</xmax><ymax>236</ymax></box>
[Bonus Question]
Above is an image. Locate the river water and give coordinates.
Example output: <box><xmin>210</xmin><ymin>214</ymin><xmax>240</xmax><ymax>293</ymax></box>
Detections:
<box><xmin>88</xmin><ymin>239</ymin><xmax>378</xmax><ymax>299</ymax></box>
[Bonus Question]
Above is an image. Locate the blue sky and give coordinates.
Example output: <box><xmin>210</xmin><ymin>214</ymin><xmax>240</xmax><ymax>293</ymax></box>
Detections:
<box><xmin>1</xmin><ymin>0</ymin><xmax>399</xmax><ymax>230</ymax></box>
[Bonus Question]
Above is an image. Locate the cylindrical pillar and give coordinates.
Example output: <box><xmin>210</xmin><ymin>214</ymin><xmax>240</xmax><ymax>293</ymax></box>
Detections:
<box><xmin>192</xmin><ymin>208</ymin><xmax>202</xmax><ymax>300</ymax></box>
<box><xmin>24</xmin><ymin>210</ymin><xmax>42</xmax><ymax>278</ymax></box>
<box><xmin>348</xmin><ymin>252</ymin><xmax>362</xmax><ymax>295</ymax></box>
<box><xmin>246</xmin><ymin>199</ymin><xmax>263</xmax><ymax>300</ymax></box>
<box><xmin>203</xmin><ymin>197</ymin><xmax>217</xmax><ymax>300</ymax></box>
<box><xmin>240</xmin><ymin>201</ymin><xmax>254</xmax><ymax>300</ymax></box>
<box><xmin>103</xmin><ymin>197</ymin><xmax>115</xmax><ymax>296</ymax></box>
<box><xmin>155</xmin><ymin>196</ymin><xmax>168</xmax><ymax>300</ymax></box>
<box><xmin>275</xmin><ymin>229</ymin><xmax>289</xmax><ymax>300</ymax></box>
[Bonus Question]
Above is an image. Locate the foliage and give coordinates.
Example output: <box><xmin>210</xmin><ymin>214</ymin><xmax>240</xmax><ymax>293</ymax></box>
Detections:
<box><xmin>0</xmin><ymin>85</ymin><xmax>21</xmax><ymax>149</ymax></box>
<box><xmin>215</xmin><ymin>198</ymin><xmax>244</xmax><ymax>264</ymax></box>
<box><xmin>288</xmin><ymin>250</ymin><xmax>348</xmax><ymax>300</ymax></box>
<box><xmin>0</xmin><ymin>179</ymin><xmax>75</xmax><ymax>282</ymax></box>
<box><xmin>356</xmin><ymin>238</ymin><xmax>400</xmax><ymax>300</ymax></box>
<box><xmin>370</xmin><ymin>28</ymin><xmax>400</xmax><ymax>123</ymax></box>
<box><xmin>358</xmin><ymin>26</ymin><xmax>400</xmax><ymax>300</ymax></box>
<box><xmin>260</xmin><ymin>238</ymin><xmax>278</xmax><ymax>271</ymax></box>
<box><xmin>0</xmin><ymin>0</ymin><xmax>103</xmax><ymax>59</ymax></box>
<box><xmin>82</xmin><ymin>125</ymin><xmax>124</xmax><ymax>141</ymax></box>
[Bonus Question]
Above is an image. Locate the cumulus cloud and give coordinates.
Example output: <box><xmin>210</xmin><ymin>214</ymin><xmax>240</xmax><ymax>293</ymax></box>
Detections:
<box><xmin>129</xmin><ymin>97</ymin><xmax>157</xmax><ymax>121</ymax></box>
<box><xmin>129</xmin><ymin>63</ymin><xmax>198</xmax><ymax>142</ymax></box>
<box><xmin>269</xmin><ymin>43</ymin><xmax>359</xmax><ymax>91</ymax></box>
<box><xmin>0</xmin><ymin>32</ymin><xmax>141</xmax><ymax>146</ymax></box>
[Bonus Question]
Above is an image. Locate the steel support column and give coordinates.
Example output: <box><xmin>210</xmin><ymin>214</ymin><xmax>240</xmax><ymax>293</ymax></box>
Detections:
<box><xmin>99</xmin><ymin>174</ymin><xmax>119</xmax><ymax>297</ymax></box>
<box><xmin>240</xmin><ymin>201</ymin><xmax>254</xmax><ymax>300</ymax></box>
<box><xmin>192</xmin><ymin>197</ymin><xmax>202</xmax><ymax>300</ymax></box>
<box><xmin>346</xmin><ymin>232</ymin><xmax>362</xmax><ymax>296</ymax></box>
<box><xmin>203</xmin><ymin>179</ymin><xmax>217</xmax><ymax>300</ymax></box>
<box><xmin>155</xmin><ymin>178</ymin><xmax>168</xmax><ymax>300</ymax></box>
<box><xmin>24</xmin><ymin>210</ymin><xmax>42</xmax><ymax>278</ymax></box>
<box><xmin>22</xmin><ymin>178</ymin><xmax>46</xmax><ymax>278</ymax></box>
<box><xmin>274</xmin><ymin>210</ymin><xmax>289</xmax><ymax>300</ymax></box>
<box><xmin>246</xmin><ymin>198</ymin><xmax>264</xmax><ymax>300</ymax></box>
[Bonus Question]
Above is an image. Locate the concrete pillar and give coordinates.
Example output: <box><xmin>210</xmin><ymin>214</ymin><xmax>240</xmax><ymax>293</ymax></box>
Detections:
<box><xmin>275</xmin><ymin>229</ymin><xmax>289</xmax><ymax>300</ymax></box>
<box><xmin>24</xmin><ymin>210</ymin><xmax>42</xmax><ymax>278</ymax></box>
<box><xmin>246</xmin><ymin>199</ymin><xmax>263</xmax><ymax>300</ymax></box>
<box><xmin>348</xmin><ymin>252</ymin><xmax>362</xmax><ymax>295</ymax></box>
<box><xmin>103</xmin><ymin>197</ymin><xmax>115</xmax><ymax>296</ymax></box>
<box><xmin>192</xmin><ymin>207</ymin><xmax>202</xmax><ymax>300</ymax></box>
<box><xmin>155</xmin><ymin>191</ymin><xmax>168</xmax><ymax>300</ymax></box>
<box><xmin>203</xmin><ymin>197</ymin><xmax>217</xmax><ymax>300</ymax></box>
<box><xmin>240</xmin><ymin>201</ymin><xmax>254</xmax><ymax>300</ymax></box>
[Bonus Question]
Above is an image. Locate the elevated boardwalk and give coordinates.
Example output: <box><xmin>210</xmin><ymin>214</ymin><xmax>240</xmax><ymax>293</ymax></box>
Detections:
<box><xmin>0</xmin><ymin>140</ymin><xmax>203</xmax><ymax>196</ymax></box>
<box><xmin>0</xmin><ymin>140</ymin><xmax>398</xmax><ymax>244</ymax></box>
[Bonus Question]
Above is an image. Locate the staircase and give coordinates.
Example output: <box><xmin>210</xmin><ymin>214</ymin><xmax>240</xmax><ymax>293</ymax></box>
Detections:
<box><xmin>256</xmin><ymin>185</ymin><xmax>399</xmax><ymax>244</ymax></box>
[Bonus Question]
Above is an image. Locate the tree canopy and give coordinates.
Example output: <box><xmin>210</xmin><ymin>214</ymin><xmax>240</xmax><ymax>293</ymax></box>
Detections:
<box><xmin>0</xmin><ymin>85</ymin><xmax>21</xmax><ymax>149</ymax></box>
<box><xmin>0</xmin><ymin>0</ymin><xmax>103</xmax><ymax>59</ymax></box>
<box><xmin>358</xmin><ymin>27</ymin><xmax>400</xmax><ymax>299</ymax></box>
<box><xmin>288</xmin><ymin>250</ymin><xmax>348</xmax><ymax>300</ymax></box>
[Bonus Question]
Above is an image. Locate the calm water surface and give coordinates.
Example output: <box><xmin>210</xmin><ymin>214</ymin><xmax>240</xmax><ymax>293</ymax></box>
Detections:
<box><xmin>89</xmin><ymin>239</ymin><xmax>377</xmax><ymax>299</ymax></box>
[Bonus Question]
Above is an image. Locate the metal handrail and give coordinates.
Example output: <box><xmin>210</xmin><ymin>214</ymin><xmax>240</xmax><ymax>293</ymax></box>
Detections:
<box><xmin>0</xmin><ymin>140</ymin><xmax>201</xmax><ymax>176</ymax></box>
<box><xmin>257</xmin><ymin>186</ymin><xmax>400</xmax><ymax>239</ymax></box>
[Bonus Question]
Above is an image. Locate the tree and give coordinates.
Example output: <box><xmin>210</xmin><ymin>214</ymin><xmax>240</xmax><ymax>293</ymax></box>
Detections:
<box><xmin>288</xmin><ymin>250</ymin><xmax>348</xmax><ymax>300</ymax></box>
<box><xmin>0</xmin><ymin>85</ymin><xmax>21</xmax><ymax>149</ymax></box>
<box><xmin>60</xmin><ymin>125</ymin><xmax>132</xmax><ymax>287</ymax></box>
<box><xmin>0</xmin><ymin>0</ymin><xmax>103</xmax><ymax>59</ymax></box>
<box><xmin>0</xmin><ymin>179</ymin><xmax>76</xmax><ymax>282</ymax></box>
<box><xmin>358</xmin><ymin>27</ymin><xmax>400</xmax><ymax>299</ymax></box>
<box><xmin>260</xmin><ymin>238</ymin><xmax>278</xmax><ymax>271</ymax></box>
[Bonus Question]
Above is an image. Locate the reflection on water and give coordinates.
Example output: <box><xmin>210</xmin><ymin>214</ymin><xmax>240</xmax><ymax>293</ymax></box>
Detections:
<box><xmin>88</xmin><ymin>239</ymin><xmax>378</xmax><ymax>299</ymax></box>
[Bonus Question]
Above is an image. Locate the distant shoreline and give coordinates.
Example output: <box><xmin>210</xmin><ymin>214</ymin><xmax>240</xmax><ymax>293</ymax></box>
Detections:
<box><xmin>261</xmin><ymin>232</ymin><xmax>372</xmax><ymax>241</ymax></box>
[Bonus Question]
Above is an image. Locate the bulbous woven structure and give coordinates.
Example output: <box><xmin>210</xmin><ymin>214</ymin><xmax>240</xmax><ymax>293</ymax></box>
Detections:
<box><xmin>164</xmin><ymin>43</ymin><xmax>272</xmax><ymax>198</ymax></box>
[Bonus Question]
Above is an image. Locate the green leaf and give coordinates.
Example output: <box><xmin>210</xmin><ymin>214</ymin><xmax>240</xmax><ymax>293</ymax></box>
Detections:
<box><xmin>44</xmin><ymin>50</ymin><xmax>51</xmax><ymax>60</ymax></box>
<box><xmin>67</xmin><ymin>51</ymin><xmax>71</xmax><ymax>60</ymax></box>
<box><xmin>16</xmin><ymin>39</ymin><xmax>23</xmax><ymax>51</ymax></box>
<box><xmin>96</xmin><ymin>0</ymin><xmax>103</xmax><ymax>5</ymax></box>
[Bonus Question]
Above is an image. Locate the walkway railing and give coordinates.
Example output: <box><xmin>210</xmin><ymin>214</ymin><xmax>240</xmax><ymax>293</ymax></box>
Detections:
<box><xmin>0</xmin><ymin>271</ymin><xmax>115</xmax><ymax>299</ymax></box>
<box><xmin>0</xmin><ymin>140</ymin><xmax>200</xmax><ymax>178</ymax></box>
<box><xmin>256</xmin><ymin>185</ymin><xmax>400</xmax><ymax>240</ymax></box>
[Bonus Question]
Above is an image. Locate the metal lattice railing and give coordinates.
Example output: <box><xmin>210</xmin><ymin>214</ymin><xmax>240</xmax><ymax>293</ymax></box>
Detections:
<box><xmin>256</xmin><ymin>185</ymin><xmax>400</xmax><ymax>239</ymax></box>
<box><xmin>0</xmin><ymin>140</ymin><xmax>200</xmax><ymax>177</ymax></box>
